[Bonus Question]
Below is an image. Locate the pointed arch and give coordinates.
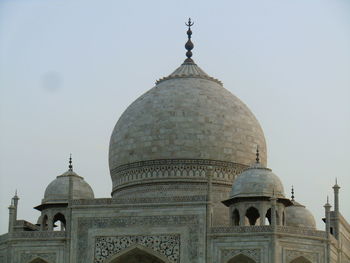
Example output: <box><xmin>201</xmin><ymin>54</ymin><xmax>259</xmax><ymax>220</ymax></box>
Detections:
<box><xmin>105</xmin><ymin>245</ymin><xmax>171</xmax><ymax>263</ymax></box>
<box><xmin>53</xmin><ymin>212</ymin><xmax>66</xmax><ymax>231</ymax></box>
<box><xmin>28</xmin><ymin>257</ymin><xmax>49</xmax><ymax>263</ymax></box>
<box><xmin>227</xmin><ymin>253</ymin><xmax>256</xmax><ymax>263</ymax></box>
<box><xmin>290</xmin><ymin>256</ymin><xmax>312</xmax><ymax>263</ymax></box>
<box><xmin>245</xmin><ymin>207</ymin><xmax>260</xmax><ymax>226</ymax></box>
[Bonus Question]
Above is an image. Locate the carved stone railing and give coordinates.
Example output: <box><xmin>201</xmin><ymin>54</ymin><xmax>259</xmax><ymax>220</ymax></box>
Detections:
<box><xmin>0</xmin><ymin>233</ymin><xmax>8</xmax><ymax>243</ymax></box>
<box><xmin>211</xmin><ymin>225</ymin><xmax>327</xmax><ymax>238</ymax></box>
<box><xmin>9</xmin><ymin>231</ymin><xmax>66</xmax><ymax>239</ymax></box>
<box><xmin>211</xmin><ymin>225</ymin><xmax>273</xmax><ymax>234</ymax></box>
<box><xmin>276</xmin><ymin>226</ymin><xmax>326</xmax><ymax>238</ymax></box>
<box><xmin>72</xmin><ymin>195</ymin><xmax>208</xmax><ymax>206</ymax></box>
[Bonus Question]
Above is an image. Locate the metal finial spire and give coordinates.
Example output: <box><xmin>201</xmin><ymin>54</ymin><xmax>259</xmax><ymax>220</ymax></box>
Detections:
<box><xmin>291</xmin><ymin>185</ymin><xmax>295</xmax><ymax>201</ymax></box>
<box><xmin>68</xmin><ymin>154</ymin><xmax>73</xmax><ymax>171</ymax></box>
<box><xmin>255</xmin><ymin>145</ymin><xmax>260</xmax><ymax>163</ymax></box>
<box><xmin>184</xmin><ymin>18</ymin><xmax>194</xmax><ymax>63</ymax></box>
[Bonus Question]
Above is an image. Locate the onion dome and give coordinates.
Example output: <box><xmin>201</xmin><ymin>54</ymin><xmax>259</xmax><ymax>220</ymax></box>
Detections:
<box><xmin>109</xmin><ymin>20</ymin><xmax>267</xmax><ymax>192</ymax></box>
<box><xmin>37</xmin><ymin>156</ymin><xmax>94</xmax><ymax>208</ymax></box>
<box><xmin>285</xmin><ymin>201</ymin><xmax>316</xmax><ymax>229</ymax></box>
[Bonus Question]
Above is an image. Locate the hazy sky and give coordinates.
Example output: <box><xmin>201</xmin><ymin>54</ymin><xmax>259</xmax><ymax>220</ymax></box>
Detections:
<box><xmin>0</xmin><ymin>0</ymin><xmax>349</xmax><ymax>234</ymax></box>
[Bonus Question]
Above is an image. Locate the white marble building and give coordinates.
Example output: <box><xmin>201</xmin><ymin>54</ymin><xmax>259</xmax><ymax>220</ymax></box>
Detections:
<box><xmin>1</xmin><ymin>20</ymin><xmax>349</xmax><ymax>263</ymax></box>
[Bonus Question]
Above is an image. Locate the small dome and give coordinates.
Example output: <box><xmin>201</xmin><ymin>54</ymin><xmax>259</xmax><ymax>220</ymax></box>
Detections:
<box><xmin>230</xmin><ymin>163</ymin><xmax>285</xmax><ymax>198</ymax></box>
<box><xmin>43</xmin><ymin>170</ymin><xmax>94</xmax><ymax>204</ymax></box>
<box><xmin>285</xmin><ymin>201</ymin><xmax>316</xmax><ymax>229</ymax></box>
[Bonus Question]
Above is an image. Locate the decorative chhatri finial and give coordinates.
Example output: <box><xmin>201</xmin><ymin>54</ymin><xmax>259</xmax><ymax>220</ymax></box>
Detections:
<box><xmin>256</xmin><ymin>145</ymin><xmax>260</xmax><ymax>163</ymax></box>
<box><xmin>68</xmin><ymin>154</ymin><xmax>73</xmax><ymax>171</ymax></box>
<box><xmin>291</xmin><ymin>185</ymin><xmax>295</xmax><ymax>201</ymax></box>
<box><xmin>184</xmin><ymin>18</ymin><xmax>194</xmax><ymax>63</ymax></box>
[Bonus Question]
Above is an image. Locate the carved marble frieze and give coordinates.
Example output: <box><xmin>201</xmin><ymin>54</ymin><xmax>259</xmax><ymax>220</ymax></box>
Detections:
<box><xmin>94</xmin><ymin>234</ymin><xmax>180</xmax><ymax>263</ymax></box>
<box><xmin>221</xmin><ymin>248</ymin><xmax>261</xmax><ymax>263</ymax></box>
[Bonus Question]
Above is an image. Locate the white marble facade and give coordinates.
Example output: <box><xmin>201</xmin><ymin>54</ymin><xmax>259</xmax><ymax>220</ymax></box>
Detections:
<box><xmin>1</xmin><ymin>25</ymin><xmax>350</xmax><ymax>263</ymax></box>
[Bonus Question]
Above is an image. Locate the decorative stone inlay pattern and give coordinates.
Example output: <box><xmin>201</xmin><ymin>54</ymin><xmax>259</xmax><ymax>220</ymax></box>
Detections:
<box><xmin>221</xmin><ymin>248</ymin><xmax>260</xmax><ymax>263</ymax></box>
<box><xmin>76</xmin><ymin>215</ymin><xmax>201</xmax><ymax>263</ymax></box>
<box><xmin>94</xmin><ymin>234</ymin><xmax>180</xmax><ymax>263</ymax></box>
<box><xmin>21</xmin><ymin>252</ymin><xmax>56</xmax><ymax>263</ymax></box>
<box><xmin>286</xmin><ymin>250</ymin><xmax>317</xmax><ymax>262</ymax></box>
<box><xmin>111</xmin><ymin>159</ymin><xmax>246</xmax><ymax>192</ymax></box>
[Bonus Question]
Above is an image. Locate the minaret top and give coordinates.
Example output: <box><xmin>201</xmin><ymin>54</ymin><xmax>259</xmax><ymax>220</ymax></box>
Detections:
<box><xmin>184</xmin><ymin>18</ymin><xmax>194</xmax><ymax>64</ymax></box>
<box><xmin>333</xmin><ymin>178</ymin><xmax>340</xmax><ymax>190</ymax></box>
<box><xmin>291</xmin><ymin>186</ymin><xmax>295</xmax><ymax>201</ymax></box>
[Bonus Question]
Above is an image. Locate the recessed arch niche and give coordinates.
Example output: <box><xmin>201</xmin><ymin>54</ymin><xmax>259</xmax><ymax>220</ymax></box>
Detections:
<box><xmin>28</xmin><ymin>258</ymin><xmax>49</xmax><ymax>263</ymax></box>
<box><xmin>105</xmin><ymin>245</ymin><xmax>171</xmax><ymax>263</ymax></box>
<box><xmin>227</xmin><ymin>253</ymin><xmax>256</xmax><ymax>263</ymax></box>
<box><xmin>290</xmin><ymin>256</ymin><xmax>312</xmax><ymax>263</ymax></box>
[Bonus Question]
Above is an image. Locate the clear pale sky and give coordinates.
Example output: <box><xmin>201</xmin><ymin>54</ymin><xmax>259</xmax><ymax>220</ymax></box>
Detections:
<box><xmin>0</xmin><ymin>0</ymin><xmax>349</xmax><ymax>234</ymax></box>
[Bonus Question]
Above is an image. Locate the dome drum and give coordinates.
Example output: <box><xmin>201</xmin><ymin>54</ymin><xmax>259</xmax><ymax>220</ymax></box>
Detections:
<box><xmin>110</xmin><ymin>159</ymin><xmax>247</xmax><ymax>196</ymax></box>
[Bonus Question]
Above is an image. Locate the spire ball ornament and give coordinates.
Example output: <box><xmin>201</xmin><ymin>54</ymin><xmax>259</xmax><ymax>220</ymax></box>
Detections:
<box><xmin>68</xmin><ymin>154</ymin><xmax>73</xmax><ymax>171</ymax></box>
<box><xmin>255</xmin><ymin>145</ymin><xmax>260</xmax><ymax>163</ymax></box>
<box><xmin>184</xmin><ymin>18</ymin><xmax>194</xmax><ymax>63</ymax></box>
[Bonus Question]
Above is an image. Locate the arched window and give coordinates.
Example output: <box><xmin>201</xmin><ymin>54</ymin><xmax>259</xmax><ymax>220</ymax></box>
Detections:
<box><xmin>53</xmin><ymin>213</ymin><xmax>66</xmax><ymax>231</ymax></box>
<box><xmin>245</xmin><ymin>207</ymin><xmax>260</xmax><ymax>226</ymax></box>
<box><xmin>290</xmin><ymin>256</ymin><xmax>312</xmax><ymax>263</ymax></box>
<box><xmin>107</xmin><ymin>247</ymin><xmax>167</xmax><ymax>263</ymax></box>
<box><xmin>232</xmin><ymin>209</ymin><xmax>240</xmax><ymax>226</ymax></box>
<box><xmin>227</xmin><ymin>253</ymin><xmax>256</xmax><ymax>263</ymax></box>
<box><xmin>42</xmin><ymin>215</ymin><xmax>48</xmax><ymax>231</ymax></box>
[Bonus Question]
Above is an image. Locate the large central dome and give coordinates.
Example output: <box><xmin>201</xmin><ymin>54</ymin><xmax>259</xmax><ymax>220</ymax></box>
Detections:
<box><xmin>108</xmin><ymin>22</ymin><xmax>266</xmax><ymax>226</ymax></box>
<box><xmin>108</xmin><ymin>22</ymin><xmax>266</xmax><ymax>225</ymax></box>
<box><xmin>109</xmin><ymin>62</ymin><xmax>266</xmax><ymax>170</ymax></box>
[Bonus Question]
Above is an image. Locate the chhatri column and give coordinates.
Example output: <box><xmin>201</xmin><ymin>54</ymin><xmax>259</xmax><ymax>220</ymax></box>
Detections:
<box><xmin>270</xmin><ymin>192</ymin><xmax>278</xmax><ymax>263</ymax></box>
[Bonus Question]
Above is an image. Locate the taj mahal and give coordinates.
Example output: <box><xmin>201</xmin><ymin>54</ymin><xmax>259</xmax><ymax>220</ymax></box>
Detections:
<box><xmin>0</xmin><ymin>20</ymin><xmax>349</xmax><ymax>263</ymax></box>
